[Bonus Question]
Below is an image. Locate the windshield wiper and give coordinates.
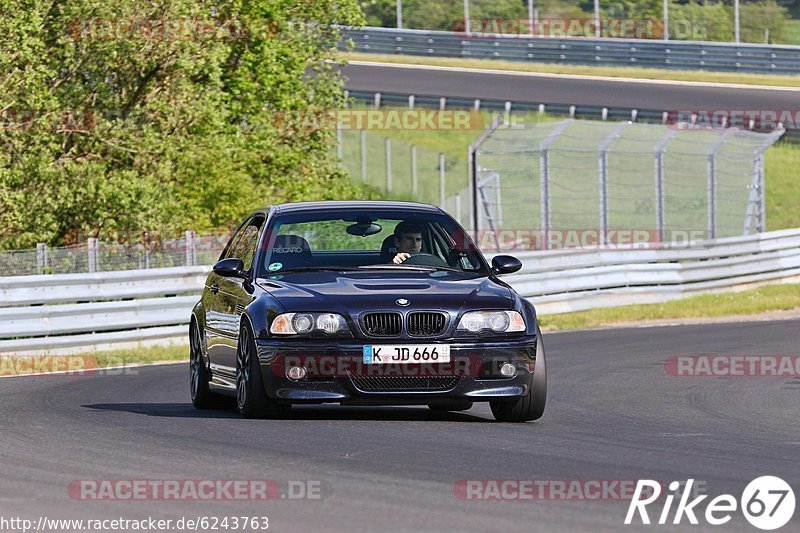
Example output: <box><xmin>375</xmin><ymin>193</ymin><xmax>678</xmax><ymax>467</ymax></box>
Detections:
<box><xmin>273</xmin><ymin>266</ymin><xmax>362</xmax><ymax>273</ymax></box>
<box><xmin>357</xmin><ymin>264</ymin><xmax>437</xmax><ymax>272</ymax></box>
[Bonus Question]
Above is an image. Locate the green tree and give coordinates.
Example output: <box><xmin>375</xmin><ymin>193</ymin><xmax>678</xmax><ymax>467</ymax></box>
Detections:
<box><xmin>0</xmin><ymin>0</ymin><xmax>370</xmax><ymax>248</ymax></box>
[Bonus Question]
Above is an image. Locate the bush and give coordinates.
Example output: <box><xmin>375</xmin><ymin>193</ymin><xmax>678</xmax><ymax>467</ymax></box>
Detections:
<box><xmin>0</xmin><ymin>0</ymin><xmax>374</xmax><ymax>249</ymax></box>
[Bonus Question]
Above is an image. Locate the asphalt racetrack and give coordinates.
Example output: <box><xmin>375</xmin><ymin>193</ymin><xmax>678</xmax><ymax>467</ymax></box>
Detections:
<box><xmin>342</xmin><ymin>62</ymin><xmax>800</xmax><ymax>111</ymax></box>
<box><xmin>2</xmin><ymin>319</ymin><xmax>798</xmax><ymax>531</ymax></box>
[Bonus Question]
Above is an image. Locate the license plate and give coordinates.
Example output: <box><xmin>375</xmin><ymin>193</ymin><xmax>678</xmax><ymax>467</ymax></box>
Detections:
<box><xmin>363</xmin><ymin>345</ymin><xmax>451</xmax><ymax>364</ymax></box>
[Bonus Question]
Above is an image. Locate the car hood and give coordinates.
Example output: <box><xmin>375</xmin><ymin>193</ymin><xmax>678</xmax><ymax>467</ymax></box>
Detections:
<box><xmin>256</xmin><ymin>271</ymin><xmax>514</xmax><ymax>315</ymax></box>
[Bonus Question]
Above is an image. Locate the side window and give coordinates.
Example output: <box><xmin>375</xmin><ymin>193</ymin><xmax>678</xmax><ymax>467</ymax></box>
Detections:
<box><xmin>227</xmin><ymin>215</ymin><xmax>265</xmax><ymax>271</ymax></box>
<box><xmin>221</xmin><ymin>217</ymin><xmax>252</xmax><ymax>261</ymax></box>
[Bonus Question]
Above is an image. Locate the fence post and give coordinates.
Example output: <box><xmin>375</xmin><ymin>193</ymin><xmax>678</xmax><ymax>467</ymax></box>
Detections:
<box><xmin>468</xmin><ymin>114</ymin><xmax>506</xmax><ymax>237</ymax></box>
<box><xmin>654</xmin><ymin>130</ymin><xmax>677</xmax><ymax>244</ymax></box>
<box><xmin>87</xmin><ymin>238</ymin><xmax>98</xmax><ymax>273</ymax></box>
<box><xmin>385</xmin><ymin>137</ymin><xmax>392</xmax><ymax>193</ymax></box>
<box><xmin>336</xmin><ymin>124</ymin><xmax>343</xmax><ymax>163</ymax></box>
<box><xmin>439</xmin><ymin>153</ymin><xmax>446</xmax><ymax>208</ymax></box>
<box><xmin>455</xmin><ymin>192</ymin><xmax>462</xmax><ymax>224</ymax></box>
<box><xmin>707</xmin><ymin>129</ymin><xmax>735</xmax><ymax>239</ymax></box>
<box><xmin>538</xmin><ymin>119</ymin><xmax>573</xmax><ymax>249</ymax></box>
<box><xmin>185</xmin><ymin>230</ymin><xmax>196</xmax><ymax>266</ymax></box>
<box><xmin>36</xmin><ymin>243</ymin><xmax>47</xmax><ymax>275</ymax></box>
<box><xmin>411</xmin><ymin>144</ymin><xmax>418</xmax><ymax>195</ymax></box>
<box><xmin>598</xmin><ymin>122</ymin><xmax>630</xmax><ymax>246</ymax></box>
<box><xmin>360</xmin><ymin>130</ymin><xmax>367</xmax><ymax>182</ymax></box>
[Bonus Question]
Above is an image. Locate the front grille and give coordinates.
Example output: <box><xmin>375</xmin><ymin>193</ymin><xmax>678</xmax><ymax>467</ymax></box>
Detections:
<box><xmin>350</xmin><ymin>375</ymin><xmax>460</xmax><ymax>392</ymax></box>
<box><xmin>362</xmin><ymin>312</ymin><xmax>402</xmax><ymax>336</ymax></box>
<box><xmin>407</xmin><ymin>312</ymin><xmax>447</xmax><ymax>337</ymax></box>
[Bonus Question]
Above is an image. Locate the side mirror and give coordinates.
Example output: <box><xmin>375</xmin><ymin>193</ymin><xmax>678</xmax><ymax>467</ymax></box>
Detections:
<box><xmin>213</xmin><ymin>257</ymin><xmax>246</xmax><ymax>278</ymax></box>
<box><xmin>491</xmin><ymin>255</ymin><xmax>522</xmax><ymax>275</ymax></box>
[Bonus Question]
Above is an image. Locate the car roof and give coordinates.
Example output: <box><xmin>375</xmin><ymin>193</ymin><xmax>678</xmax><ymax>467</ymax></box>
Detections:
<box><xmin>266</xmin><ymin>200</ymin><xmax>445</xmax><ymax>215</ymax></box>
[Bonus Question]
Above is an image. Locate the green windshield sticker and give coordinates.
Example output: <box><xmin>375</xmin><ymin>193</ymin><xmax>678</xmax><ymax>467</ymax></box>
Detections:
<box><xmin>268</xmin><ymin>262</ymin><xmax>283</xmax><ymax>272</ymax></box>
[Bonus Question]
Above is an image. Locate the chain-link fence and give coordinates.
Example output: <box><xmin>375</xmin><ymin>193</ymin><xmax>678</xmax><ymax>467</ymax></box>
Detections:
<box><xmin>0</xmin><ymin>232</ymin><xmax>229</xmax><ymax>277</ymax></box>
<box><xmin>337</xmin><ymin>127</ymin><xmax>470</xmax><ymax>224</ymax></box>
<box><xmin>335</xmin><ymin>111</ymin><xmax>783</xmax><ymax>250</ymax></box>
<box><xmin>470</xmin><ymin>119</ymin><xmax>784</xmax><ymax>251</ymax></box>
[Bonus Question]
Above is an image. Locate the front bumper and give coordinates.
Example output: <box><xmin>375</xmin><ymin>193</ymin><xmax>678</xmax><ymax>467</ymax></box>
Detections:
<box><xmin>255</xmin><ymin>337</ymin><xmax>537</xmax><ymax>404</ymax></box>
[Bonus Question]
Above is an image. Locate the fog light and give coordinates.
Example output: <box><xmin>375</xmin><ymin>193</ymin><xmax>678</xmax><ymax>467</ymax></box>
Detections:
<box><xmin>286</xmin><ymin>366</ymin><xmax>307</xmax><ymax>381</ymax></box>
<box><xmin>500</xmin><ymin>363</ymin><xmax>516</xmax><ymax>377</ymax></box>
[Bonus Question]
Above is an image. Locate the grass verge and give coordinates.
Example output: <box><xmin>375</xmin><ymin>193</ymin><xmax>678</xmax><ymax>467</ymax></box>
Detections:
<box><xmin>342</xmin><ymin>52</ymin><xmax>800</xmax><ymax>88</ymax></box>
<box><xmin>538</xmin><ymin>283</ymin><xmax>800</xmax><ymax>331</ymax></box>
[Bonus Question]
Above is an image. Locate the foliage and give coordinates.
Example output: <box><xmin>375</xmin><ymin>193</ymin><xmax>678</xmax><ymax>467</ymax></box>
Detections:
<box><xmin>359</xmin><ymin>0</ymin><xmax>794</xmax><ymax>43</ymax></box>
<box><xmin>0</xmin><ymin>0</ymin><xmax>372</xmax><ymax>248</ymax></box>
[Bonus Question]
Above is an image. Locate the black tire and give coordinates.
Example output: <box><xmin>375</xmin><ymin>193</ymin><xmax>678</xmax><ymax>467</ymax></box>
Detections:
<box><xmin>490</xmin><ymin>325</ymin><xmax>547</xmax><ymax>422</ymax></box>
<box><xmin>190</xmin><ymin>319</ymin><xmax>216</xmax><ymax>409</ymax></box>
<box><xmin>428</xmin><ymin>400</ymin><xmax>473</xmax><ymax>412</ymax></box>
<box><xmin>236</xmin><ymin>322</ymin><xmax>291</xmax><ymax>419</ymax></box>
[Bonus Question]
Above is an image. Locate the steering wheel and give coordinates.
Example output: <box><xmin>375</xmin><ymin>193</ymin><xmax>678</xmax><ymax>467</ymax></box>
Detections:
<box><xmin>401</xmin><ymin>253</ymin><xmax>451</xmax><ymax>268</ymax></box>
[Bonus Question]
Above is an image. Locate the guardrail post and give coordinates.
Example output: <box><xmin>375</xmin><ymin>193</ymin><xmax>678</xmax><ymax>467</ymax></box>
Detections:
<box><xmin>758</xmin><ymin>154</ymin><xmax>767</xmax><ymax>233</ymax></box>
<box><xmin>439</xmin><ymin>97</ymin><xmax>447</xmax><ymax>111</ymax></box>
<box><xmin>654</xmin><ymin>130</ymin><xmax>677</xmax><ymax>244</ymax></box>
<box><xmin>408</xmin><ymin>95</ymin><xmax>415</xmax><ymax>110</ymax></box>
<box><xmin>185</xmin><ymin>230</ymin><xmax>196</xmax><ymax>266</ymax></box>
<box><xmin>411</xmin><ymin>144</ymin><xmax>418</xmax><ymax>195</ymax></box>
<box><xmin>88</xmin><ymin>238</ymin><xmax>98</xmax><ymax>273</ymax></box>
<box><xmin>455</xmin><ymin>192</ymin><xmax>462</xmax><ymax>224</ymax></box>
<box><xmin>374</xmin><ymin>92</ymin><xmax>381</xmax><ymax>109</ymax></box>
<box><xmin>385</xmin><ymin>137</ymin><xmax>392</xmax><ymax>193</ymax></box>
<box><xmin>360</xmin><ymin>130</ymin><xmax>367</xmax><ymax>182</ymax></box>
<box><xmin>439</xmin><ymin>153</ymin><xmax>446</xmax><ymax>208</ymax></box>
<box><xmin>36</xmin><ymin>243</ymin><xmax>47</xmax><ymax>275</ymax></box>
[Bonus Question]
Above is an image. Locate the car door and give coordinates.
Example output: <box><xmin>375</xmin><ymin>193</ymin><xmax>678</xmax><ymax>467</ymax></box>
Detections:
<box><xmin>205</xmin><ymin>217</ymin><xmax>251</xmax><ymax>378</ymax></box>
<box><xmin>212</xmin><ymin>215</ymin><xmax>266</xmax><ymax>373</ymax></box>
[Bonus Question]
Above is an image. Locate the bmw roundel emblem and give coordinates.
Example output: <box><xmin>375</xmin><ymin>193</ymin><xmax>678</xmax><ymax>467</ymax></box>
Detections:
<box><xmin>396</xmin><ymin>298</ymin><xmax>410</xmax><ymax>307</ymax></box>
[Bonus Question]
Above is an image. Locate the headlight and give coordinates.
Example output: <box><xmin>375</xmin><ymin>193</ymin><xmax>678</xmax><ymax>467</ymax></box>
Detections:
<box><xmin>271</xmin><ymin>312</ymin><xmax>348</xmax><ymax>335</ymax></box>
<box><xmin>457</xmin><ymin>311</ymin><xmax>525</xmax><ymax>333</ymax></box>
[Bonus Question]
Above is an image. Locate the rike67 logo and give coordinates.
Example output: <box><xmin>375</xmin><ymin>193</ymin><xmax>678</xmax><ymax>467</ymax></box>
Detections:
<box><xmin>625</xmin><ymin>477</ymin><xmax>795</xmax><ymax>530</ymax></box>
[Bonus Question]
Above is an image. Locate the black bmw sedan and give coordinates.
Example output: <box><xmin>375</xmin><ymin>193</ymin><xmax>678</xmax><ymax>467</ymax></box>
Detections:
<box><xmin>190</xmin><ymin>201</ymin><xmax>546</xmax><ymax>422</ymax></box>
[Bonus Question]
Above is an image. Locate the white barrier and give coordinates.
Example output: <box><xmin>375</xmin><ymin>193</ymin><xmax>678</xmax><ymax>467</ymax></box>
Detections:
<box><xmin>1</xmin><ymin>230</ymin><xmax>799</xmax><ymax>354</ymax></box>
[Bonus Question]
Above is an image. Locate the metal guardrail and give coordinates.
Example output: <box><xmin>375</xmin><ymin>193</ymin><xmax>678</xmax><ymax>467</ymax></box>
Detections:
<box><xmin>510</xmin><ymin>228</ymin><xmax>800</xmax><ymax>314</ymax></box>
<box><xmin>1</xmin><ymin>230</ymin><xmax>799</xmax><ymax>354</ymax></box>
<box><xmin>0</xmin><ymin>267</ymin><xmax>210</xmax><ymax>354</ymax></box>
<box><xmin>342</xmin><ymin>27</ymin><xmax>800</xmax><ymax>75</ymax></box>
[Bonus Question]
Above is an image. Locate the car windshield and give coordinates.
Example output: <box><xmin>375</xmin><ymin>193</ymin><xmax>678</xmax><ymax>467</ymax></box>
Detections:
<box><xmin>259</xmin><ymin>209</ymin><xmax>489</xmax><ymax>277</ymax></box>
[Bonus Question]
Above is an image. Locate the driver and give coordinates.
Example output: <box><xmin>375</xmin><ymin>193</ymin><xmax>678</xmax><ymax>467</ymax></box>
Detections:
<box><xmin>391</xmin><ymin>221</ymin><xmax>424</xmax><ymax>264</ymax></box>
